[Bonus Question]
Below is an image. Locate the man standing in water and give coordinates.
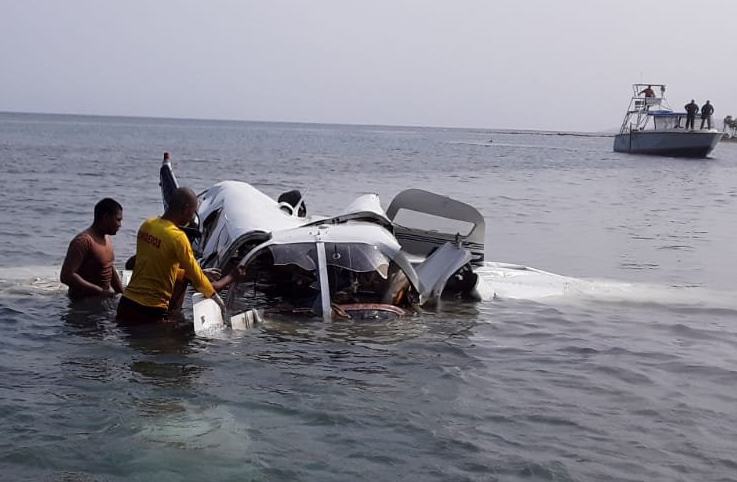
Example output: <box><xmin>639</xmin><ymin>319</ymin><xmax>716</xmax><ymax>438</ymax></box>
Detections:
<box><xmin>61</xmin><ymin>198</ymin><xmax>124</xmax><ymax>298</ymax></box>
<box><xmin>116</xmin><ymin>187</ymin><xmax>236</xmax><ymax>323</ymax></box>
<box><xmin>684</xmin><ymin>99</ymin><xmax>699</xmax><ymax>130</ymax></box>
<box><xmin>700</xmin><ymin>100</ymin><xmax>714</xmax><ymax>130</ymax></box>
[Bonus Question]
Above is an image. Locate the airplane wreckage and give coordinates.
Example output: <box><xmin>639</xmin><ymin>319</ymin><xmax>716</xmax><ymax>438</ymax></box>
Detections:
<box><xmin>153</xmin><ymin>153</ymin><xmax>486</xmax><ymax>333</ymax></box>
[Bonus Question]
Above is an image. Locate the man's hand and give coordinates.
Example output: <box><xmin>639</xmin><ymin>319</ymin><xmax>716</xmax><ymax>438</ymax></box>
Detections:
<box><xmin>203</xmin><ymin>268</ymin><xmax>222</xmax><ymax>282</ymax></box>
<box><xmin>233</xmin><ymin>265</ymin><xmax>248</xmax><ymax>282</ymax></box>
<box><xmin>101</xmin><ymin>288</ymin><xmax>117</xmax><ymax>298</ymax></box>
<box><xmin>212</xmin><ymin>293</ymin><xmax>227</xmax><ymax>321</ymax></box>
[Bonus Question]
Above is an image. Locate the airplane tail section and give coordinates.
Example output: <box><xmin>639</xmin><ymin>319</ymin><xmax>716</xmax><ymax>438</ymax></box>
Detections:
<box><xmin>159</xmin><ymin>151</ymin><xmax>179</xmax><ymax>212</ymax></box>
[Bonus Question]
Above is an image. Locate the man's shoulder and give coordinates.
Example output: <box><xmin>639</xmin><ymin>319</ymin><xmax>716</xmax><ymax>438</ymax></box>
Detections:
<box><xmin>168</xmin><ymin>225</ymin><xmax>189</xmax><ymax>246</ymax></box>
<box><xmin>140</xmin><ymin>217</ymin><xmax>173</xmax><ymax>236</ymax></box>
<box><xmin>69</xmin><ymin>230</ymin><xmax>93</xmax><ymax>247</ymax></box>
<box><xmin>141</xmin><ymin>217</ymin><xmax>187</xmax><ymax>244</ymax></box>
<box><xmin>139</xmin><ymin>217</ymin><xmax>161</xmax><ymax>230</ymax></box>
<box><xmin>64</xmin><ymin>230</ymin><xmax>93</xmax><ymax>260</ymax></box>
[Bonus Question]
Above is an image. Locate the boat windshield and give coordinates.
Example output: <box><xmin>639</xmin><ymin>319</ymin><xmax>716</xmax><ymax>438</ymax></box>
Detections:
<box><xmin>649</xmin><ymin>112</ymin><xmax>686</xmax><ymax>130</ymax></box>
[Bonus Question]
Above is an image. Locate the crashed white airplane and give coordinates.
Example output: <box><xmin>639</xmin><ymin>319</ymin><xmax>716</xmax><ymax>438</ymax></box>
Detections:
<box><xmin>158</xmin><ymin>153</ymin><xmax>485</xmax><ymax>332</ymax></box>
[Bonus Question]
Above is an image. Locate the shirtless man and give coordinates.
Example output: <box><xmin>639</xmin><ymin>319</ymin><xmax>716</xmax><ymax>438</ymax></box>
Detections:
<box><xmin>639</xmin><ymin>85</ymin><xmax>655</xmax><ymax>97</ymax></box>
<box><xmin>61</xmin><ymin>198</ymin><xmax>124</xmax><ymax>298</ymax></box>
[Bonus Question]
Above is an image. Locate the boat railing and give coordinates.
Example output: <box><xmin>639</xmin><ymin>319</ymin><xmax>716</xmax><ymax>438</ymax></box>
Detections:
<box><xmin>624</xmin><ymin>111</ymin><xmax>720</xmax><ymax>132</ymax></box>
<box><xmin>629</xmin><ymin>96</ymin><xmax>662</xmax><ymax>112</ymax></box>
<box><xmin>619</xmin><ymin>87</ymin><xmax>671</xmax><ymax>134</ymax></box>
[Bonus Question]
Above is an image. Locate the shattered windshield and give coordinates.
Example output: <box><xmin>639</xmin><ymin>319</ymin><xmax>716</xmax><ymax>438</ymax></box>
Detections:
<box><xmin>269</xmin><ymin>243</ymin><xmax>317</xmax><ymax>271</ymax></box>
<box><xmin>324</xmin><ymin>243</ymin><xmax>389</xmax><ymax>278</ymax></box>
<box><xmin>229</xmin><ymin>242</ymin><xmax>416</xmax><ymax>313</ymax></box>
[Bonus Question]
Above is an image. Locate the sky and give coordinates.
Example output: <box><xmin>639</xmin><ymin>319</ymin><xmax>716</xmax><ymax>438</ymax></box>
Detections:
<box><xmin>1</xmin><ymin>0</ymin><xmax>735</xmax><ymax>132</ymax></box>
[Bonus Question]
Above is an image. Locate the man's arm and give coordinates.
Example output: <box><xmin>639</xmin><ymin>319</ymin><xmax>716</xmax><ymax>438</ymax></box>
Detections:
<box><xmin>111</xmin><ymin>267</ymin><xmax>124</xmax><ymax>294</ymax></box>
<box><xmin>211</xmin><ymin>272</ymin><xmax>236</xmax><ymax>291</ymax></box>
<box><xmin>210</xmin><ymin>265</ymin><xmax>248</xmax><ymax>291</ymax></box>
<box><xmin>175</xmin><ymin>233</ymin><xmax>248</xmax><ymax>297</ymax></box>
<box><xmin>60</xmin><ymin>236</ymin><xmax>109</xmax><ymax>296</ymax></box>
<box><xmin>175</xmin><ymin>232</ymin><xmax>216</xmax><ymax>298</ymax></box>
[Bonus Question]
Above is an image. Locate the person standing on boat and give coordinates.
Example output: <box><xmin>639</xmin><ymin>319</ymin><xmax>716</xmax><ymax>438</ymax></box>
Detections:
<box><xmin>116</xmin><ymin>187</ymin><xmax>238</xmax><ymax>324</ymax></box>
<box><xmin>61</xmin><ymin>198</ymin><xmax>124</xmax><ymax>299</ymax></box>
<box><xmin>700</xmin><ymin>100</ymin><xmax>714</xmax><ymax>129</ymax></box>
<box><xmin>639</xmin><ymin>85</ymin><xmax>655</xmax><ymax>97</ymax></box>
<box><xmin>684</xmin><ymin>100</ymin><xmax>699</xmax><ymax>130</ymax></box>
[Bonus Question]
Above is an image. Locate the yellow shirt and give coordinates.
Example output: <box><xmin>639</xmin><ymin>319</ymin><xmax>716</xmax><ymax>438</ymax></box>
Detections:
<box><xmin>123</xmin><ymin>217</ymin><xmax>215</xmax><ymax>309</ymax></box>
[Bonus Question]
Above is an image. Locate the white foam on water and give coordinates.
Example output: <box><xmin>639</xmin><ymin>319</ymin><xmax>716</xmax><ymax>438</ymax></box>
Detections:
<box><xmin>0</xmin><ymin>265</ymin><xmax>60</xmax><ymax>281</ymax></box>
<box><xmin>477</xmin><ymin>261</ymin><xmax>737</xmax><ymax>310</ymax></box>
<box><xmin>0</xmin><ymin>265</ymin><xmax>66</xmax><ymax>297</ymax></box>
<box><xmin>192</xmin><ymin>323</ymin><xmax>233</xmax><ymax>340</ymax></box>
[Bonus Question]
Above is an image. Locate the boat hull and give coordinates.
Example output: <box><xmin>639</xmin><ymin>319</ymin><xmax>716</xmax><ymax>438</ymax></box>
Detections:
<box><xmin>613</xmin><ymin>131</ymin><xmax>723</xmax><ymax>158</ymax></box>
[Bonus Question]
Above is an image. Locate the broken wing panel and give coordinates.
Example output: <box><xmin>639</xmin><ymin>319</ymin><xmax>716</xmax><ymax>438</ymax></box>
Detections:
<box><xmin>415</xmin><ymin>242</ymin><xmax>473</xmax><ymax>302</ymax></box>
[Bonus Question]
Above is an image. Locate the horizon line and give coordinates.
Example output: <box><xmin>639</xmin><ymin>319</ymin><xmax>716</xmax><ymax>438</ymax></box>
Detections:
<box><xmin>0</xmin><ymin>109</ymin><xmax>610</xmax><ymax>135</ymax></box>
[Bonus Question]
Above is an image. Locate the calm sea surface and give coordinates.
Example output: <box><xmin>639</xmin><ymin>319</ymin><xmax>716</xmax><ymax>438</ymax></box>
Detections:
<box><xmin>1</xmin><ymin>112</ymin><xmax>736</xmax><ymax>481</ymax></box>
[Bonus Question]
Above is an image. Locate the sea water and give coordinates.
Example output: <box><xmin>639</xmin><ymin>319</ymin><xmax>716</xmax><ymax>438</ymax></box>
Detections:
<box><xmin>1</xmin><ymin>112</ymin><xmax>736</xmax><ymax>481</ymax></box>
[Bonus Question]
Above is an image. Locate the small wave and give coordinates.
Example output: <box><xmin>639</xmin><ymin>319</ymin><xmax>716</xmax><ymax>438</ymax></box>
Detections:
<box><xmin>0</xmin><ymin>266</ymin><xmax>66</xmax><ymax>298</ymax></box>
<box><xmin>656</xmin><ymin>245</ymin><xmax>694</xmax><ymax>251</ymax></box>
<box><xmin>0</xmin><ymin>265</ymin><xmax>61</xmax><ymax>281</ymax></box>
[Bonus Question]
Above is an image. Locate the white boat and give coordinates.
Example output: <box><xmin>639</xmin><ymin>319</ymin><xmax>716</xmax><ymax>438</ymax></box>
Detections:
<box><xmin>159</xmin><ymin>154</ymin><xmax>486</xmax><ymax>330</ymax></box>
<box><xmin>613</xmin><ymin>83</ymin><xmax>723</xmax><ymax>158</ymax></box>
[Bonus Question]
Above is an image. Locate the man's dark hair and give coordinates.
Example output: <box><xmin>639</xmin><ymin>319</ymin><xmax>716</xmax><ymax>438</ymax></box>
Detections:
<box><xmin>94</xmin><ymin>198</ymin><xmax>122</xmax><ymax>222</ymax></box>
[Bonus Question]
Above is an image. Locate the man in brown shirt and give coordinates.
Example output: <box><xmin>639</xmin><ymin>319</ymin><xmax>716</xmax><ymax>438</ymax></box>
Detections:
<box><xmin>61</xmin><ymin>198</ymin><xmax>124</xmax><ymax>299</ymax></box>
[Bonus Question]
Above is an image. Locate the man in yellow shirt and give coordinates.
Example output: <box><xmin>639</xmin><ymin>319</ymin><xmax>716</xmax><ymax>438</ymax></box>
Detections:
<box><xmin>117</xmin><ymin>187</ymin><xmax>236</xmax><ymax>324</ymax></box>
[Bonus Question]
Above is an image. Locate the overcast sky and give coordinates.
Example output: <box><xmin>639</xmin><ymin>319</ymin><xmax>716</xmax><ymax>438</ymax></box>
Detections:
<box><xmin>1</xmin><ymin>0</ymin><xmax>735</xmax><ymax>131</ymax></box>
